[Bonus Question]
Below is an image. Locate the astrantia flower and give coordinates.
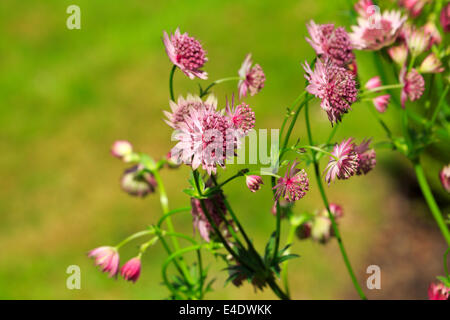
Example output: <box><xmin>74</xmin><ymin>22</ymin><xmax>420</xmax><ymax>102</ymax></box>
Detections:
<box><xmin>354</xmin><ymin>139</ymin><xmax>376</xmax><ymax>175</ymax></box>
<box><xmin>226</xmin><ymin>100</ymin><xmax>255</xmax><ymax>134</ymax></box>
<box><xmin>88</xmin><ymin>246</ymin><xmax>120</xmax><ymax>278</ymax></box>
<box><xmin>306</xmin><ymin>20</ymin><xmax>355</xmax><ymax>67</ymax></box>
<box><xmin>303</xmin><ymin>58</ymin><xmax>357</xmax><ymax>125</ymax></box>
<box><xmin>354</xmin><ymin>0</ymin><xmax>374</xmax><ymax>18</ymax></box>
<box><xmin>424</xmin><ymin>21</ymin><xmax>442</xmax><ymax>46</ymax></box>
<box><xmin>440</xmin><ymin>164</ymin><xmax>450</xmax><ymax>192</ymax></box>
<box><xmin>418</xmin><ymin>53</ymin><xmax>444</xmax><ymax>74</ymax></box>
<box><xmin>111</xmin><ymin>140</ymin><xmax>133</xmax><ymax>160</ymax></box>
<box><xmin>273</xmin><ymin>160</ymin><xmax>309</xmax><ymax>202</ymax></box>
<box><xmin>388</xmin><ymin>44</ymin><xmax>408</xmax><ymax>66</ymax></box>
<box><xmin>120</xmin><ymin>257</ymin><xmax>141</xmax><ymax>283</ymax></box>
<box><xmin>324</xmin><ymin>138</ymin><xmax>359</xmax><ymax>184</ymax></box>
<box><xmin>350</xmin><ymin>10</ymin><xmax>406</xmax><ymax>50</ymax></box>
<box><xmin>400</xmin><ymin>67</ymin><xmax>425</xmax><ymax>108</ymax></box>
<box><xmin>164</xmin><ymin>94</ymin><xmax>217</xmax><ymax>129</ymax></box>
<box><xmin>406</xmin><ymin>27</ymin><xmax>430</xmax><ymax>57</ymax></box>
<box><xmin>329</xmin><ymin>203</ymin><xmax>344</xmax><ymax>219</ymax></box>
<box><xmin>441</xmin><ymin>3</ymin><xmax>450</xmax><ymax>33</ymax></box>
<box><xmin>365</xmin><ymin>76</ymin><xmax>382</xmax><ymax>90</ymax></box>
<box><xmin>428</xmin><ymin>282</ymin><xmax>449</xmax><ymax>300</ymax></box>
<box><xmin>121</xmin><ymin>165</ymin><xmax>157</xmax><ymax>197</ymax></box>
<box><xmin>238</xmin><ymin>54</ymin><xmax>265</xmax><ymax>98</ymax></box>
<box><xmin>246</xmin><ymin>175</ymin><xmax>263</xmax><ymax>192</ymax></box>
<box><xmin>373</xmin><ymin>94</ymin><xmax>390</xmax><ymax>113</ymax></box>
<box><xmin>163</xmin><ymin>28</ymin><xmax>208</xmax><ymax>80</ymax></box>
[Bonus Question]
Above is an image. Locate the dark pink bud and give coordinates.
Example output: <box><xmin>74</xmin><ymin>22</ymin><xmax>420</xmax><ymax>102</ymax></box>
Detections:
<box><xmin>440</xmin><ymin>165</ymin><xmax>450</xmax><ymax>192</ymax></box>
<box><xmin>428</xmin><ymin>282</ymin><xmax>449</xmax><ymax>300</ymax></box>
<box><xmin>120</xmin><ymin>257</ymin><xmax>141</xmax><ymax>283</ymax></box>
<box><xmin>246</xmin><ymin>175</ymin><xmax>263</xmax><ymax>192</ymax></box>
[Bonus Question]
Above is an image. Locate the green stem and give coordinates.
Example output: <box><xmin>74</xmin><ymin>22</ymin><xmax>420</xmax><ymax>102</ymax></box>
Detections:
<box><xmin>157</xmin><ymin>207</ymin><xmax>191</xmax><ymax>228</ymax></box>
<box><xmin>169</xmin><ymin>65</ymin><xmax>176</xmax><ymax>101</ymax></box>
<box><xmin>281</xmin><ymin>224</ymin><xmax>297</xmax><ymax>296</ymax></box>
<box><xmin>363</xmin><ymin>83</ymin><xmax>404</xmax><ymax>95</ymax></box>
<box><xmin>413</xmin><ymin>161</ymin><xmax>450</xmax><ymax>246</ymax></box>
<box><xmin>281</xmin><ymin>92</ymin><xmax>309</xmax><ymax>152</ymax></box>
<box><xmin>115</xmin><ymin>230</ymin><xmax>154</xmax><ymax>249</ymax></box>
<box><xmin>428</xmin><ymin>84</ymin><xmax>449</xmax><ymax>129</ymax></box>
<box><xmin>200</xmin><ymin>77</ymin><xmax>242</xmax><ymax>98</ymax></box>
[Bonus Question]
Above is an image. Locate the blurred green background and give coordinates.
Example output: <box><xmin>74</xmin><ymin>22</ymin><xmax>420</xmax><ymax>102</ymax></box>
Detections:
<box><xmin>1</xmin><ymin>0</ymin><xmax>449</xmax><ymax>299</ymax></box>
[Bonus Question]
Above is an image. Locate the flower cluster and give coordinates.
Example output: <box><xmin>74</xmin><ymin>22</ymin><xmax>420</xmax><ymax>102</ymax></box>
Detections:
<box><xmin>273</xmin><ymin>160</ymin><xmax>309</xmax><ymax>202</ymax></box>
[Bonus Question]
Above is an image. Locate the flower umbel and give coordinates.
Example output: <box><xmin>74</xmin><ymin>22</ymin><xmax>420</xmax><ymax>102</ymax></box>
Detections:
<box><xmin>238</xmin><ymin>54</ymin><xmax>266</xmax><ymax>98</ymax></box>
<box><xmin>324</xmin><ymin>138</ymin><xmax>359</xmax><ymax>184</ymax></box>
<box><xmin>400</xmin><ymin>67</ymin><xmax>425</xmax><ymax>108</ymax></box>
<box><xmin>372</xmin><ymin>94</ymin><xmax>390</xmax><ymax>113</ymax></box>
<box><xmin>273</xmin><ymin>160</ymin><xmax>309</xmax><ymax>202</ymax></box>
<box><xmin>88</xmin><ymin>246</ymin><xmax>120</xmax><ymax>278</ymax></box>
<box><xmin>246</xmin><ymin>175</ymin><xmax>263</xmax><ymax>192</ymax></box>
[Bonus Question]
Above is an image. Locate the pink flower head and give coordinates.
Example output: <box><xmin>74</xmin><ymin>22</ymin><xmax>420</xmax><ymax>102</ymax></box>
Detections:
<box><xmin>111</xmin><ymin>140</ymin><xmax>133</xmax><ymax>160</ymax></box>
<box><xmin>354</xmin><ymin>139</ymin><xmax>376</xmax><ymax>175</ymax></box>
<box><xmin>350</xmin><ymin>10</ymin><xmax>406</xmax><ymax>50</ymax></box>
<box><xmin>246</xmin><ymin>175</ymin><xmax>263</xmax><ymax>192</ymax></box>
<box><xmin>324</xmin><ymin>138</ymin><xmax>359</xmax><ymax>184</ymax></box>
<box><xmin>400</xmin><ymin>67</ymin><xmax>425</xmax><ymax>108</ymax></box>
<box><xmin>329</xmin><ymin>203</ymin><xmax>344</xmax><ymax>219</ymax></box>
<box><xmin>306</xmin><ymin>20</ymin><xmax>355</xmax><ymax>67</ymax></box>
<box><xmin>226</xmin><ymin>99</ymin><xmax>255</xmax><ymax>134</ymax></box>
<box><xmin>440</xmin><ymin>164</ymin><xmax>450</xmax><ymax>192</ymax></box>
<box><xmin>406</xmin><ymin>27</ymin><xmax>430</xmax><ymax>57</ymax></box>
<box><xmin>428</xmin><ymin>282</ymin><xmax>449</xmax><ymax>300</ymax></box>
<box><xmin>441</xmin><ymin>3</ymin><xmax>450</xmax><ymax>33</ymax></box>
<box><xmin>121</xmin><ymin>165</ymin><xmax>157</xmax><ymax>197</ymax></box>
<box><xmin>273</xmin><ymin>160</ymin><xmax>309</xmax><ymax>202</ymax></box>
<box><xmin>303</xmin><ymin>58</ymin><xmax>357</xmax><ymax>125</ymax></box>
<box><xmin>365</xmin><ymin>76</ymin><xmax>382</xmax><ymax>90</ymax></box>
<box><xmin>388</xmin><ymin>44</ymin><xmax>408</xmax><ymax>66</ymax></box>
<box><xmin>88</xmin><ymin>246</ymin><xmax>120</xmax><ymax>278</ymax></box>
<box><xmin>164</xmin><ymin>94</ymin><xmax>217</xmax><ymax>129</ymax></box>
<box><xmin>424</xmin><ymin>21</ymin><xmax>442</xmax><ymax>46</ymax></box>
<box><xmin>373</xmin><ymin>94</ymin><xmax>390</xmax><ymax>113</ymax></box>
<box><xmin>354</xmin><ymin>0</ymin><xmax>374</xmax><ymax>18</ymax></box>
<box><xmin>238</xmin><ymin>54</ymin><xmax>265</xmax><ymax>98</ymax></box>
<box><xmin>163</xmin><ymin>28</ymin><xmax>208</xmax><ymax>80</ymax></box>
<box><xmin>419</xmin><ymin>53</ymin><xmax>444</xmax><ymax>74</ymax></box>
<box><xmin>399</xmin><ymin>0</ymin><xmax>428</xmax><ymax>18</ymax></box>
<box><xmin>120</xmin><ymin>257</ymin><xmax>141</xmax><ymax>283</ymax></box>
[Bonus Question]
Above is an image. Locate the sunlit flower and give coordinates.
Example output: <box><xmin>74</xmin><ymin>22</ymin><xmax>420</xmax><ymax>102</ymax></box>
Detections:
<box><xmin>400</xmin><ymin>67</ymin><xmax>425</xmax><ymax>108</ymax></box>
<box><xmin>441</xmin><ymin>3</ymin><xmax>450</xmax><ymax>33</ymax></box>
<box><xmin>238</xmin><ymin>54</ymin><xmax>266</xmax><ymax>98</ymax></box>
<box><xmin>440</xmin><ymin>164</ymin><xmax>450</xmax><ymax>192</ymax></box>
<box><xmin>120</xmin><ymin>257</ymin><xmax>141</xmax><ymax>283</ymax></box>
<box><xmin>88</xmin><ymin>246</ymin><xmax>120</xmax><ymax>278</ymax></box>
<box><xmin>164</xmin><ymin>94</ymin><xmax>217</xmax><ymax>129</ymax></box>
<box><xmin>365</xmin><ymin>76</ymin><xmax>382</xmax><ymax>90</ymax></box>
<box><xmin>163</xmin><ymin>28</ymin><xmax>208</xmax><ymax>80</ymax></box>
<box><xmin>387</xmin><ymin>44</ymin><xmax>408</xmax><ymax>66</ymax></box>
<box><xmin>428</xmin><ymin>282</ymin><xmax>449</xmax><ymax>300</ymax></box>
<box><xmin>350</xmin><ymin>10</ymin><xmax>406</xmax><ymax>50</ymax></box>
<box><xmin>406</xmin><ymin>27</ymin><xmax>430</xmax><ymax>57</ymax></box>
<box><xmin>273</xmin><ymin>160</ymin><xmax>309</xmax><ymax>202</ymax></box>
<box><xmin>303</xmin><ymin>58</ymin><xmax>357</xmax><ymax>125</ymax></box>
<box><xmin>419</xmin><ymin>53</ymin><xmax>444</xmax><ymax>74</ymax></box>
<box><xmin>111</xmin><ymin>140</ymin><xmax>133</xmax><ymax>160</ymax></box>
<box><xmin>324</xmin><ymin>138</ymin><xmax>359</xmax><ymax>184</ymax></box>
<box><xmin>354</xmin><ymin>139</ymin><xmax>376</xmax><ymax>175</ymax></box>
<box><xmin>246</xmin><ymin>175</ymin><xmax>263</xmax><ymax>192</ymax></box>
<box><xmin>121</xmin><ymin>165</ymin><xmax>157</xmax><ymax>197</ymax></box>
<box><xmin>354</xmin><ymin>0</ymin><xmax>374</xmax><ymax>18</ymax></box>
<box><xmin>373</xmin><ymin>94</ymin><xmax>390</xmax><ymax>113</ymax></box>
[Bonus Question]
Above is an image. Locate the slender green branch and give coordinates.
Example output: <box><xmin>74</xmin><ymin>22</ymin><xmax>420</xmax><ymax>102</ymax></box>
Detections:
<box><xmin>281</xmin><ymin>224</ymin><xmax>297</xmax><ymax>296</ymax></box>
<box><xmin>428</xmin><ymin>84</ymin><xmax>449</xmax><ymax>129</ymax></box>
<box><xmin>115</xmin><ymin>230</ymin><xmax>154</xmax><ymax>249</ymax></box>
<box><xmin>169</xmin><ymin>65</ymin><xmax>176</xmax><ymax>101</ymax></box>
<box><xmin>157</xmin><ymin>207</ymin><xmax>191</xmax><ymax>228</ymax></box>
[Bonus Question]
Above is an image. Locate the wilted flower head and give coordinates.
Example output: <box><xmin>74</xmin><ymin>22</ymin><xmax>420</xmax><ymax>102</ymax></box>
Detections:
<box><xmin>373</xmin><ymin>94</ymin><xmax>390</xmax><ymax>113</ymax></box>
<box><xmin>88</xmin><ymin>246</ymin><xmax>120</xmax><ymax>278</ymax></box>
<box><xmin>303</xmin><ymin>58</ymin><xmax>357</xmax><ymax>125</ymax></box>
<box><xmin>354</xmin><ymin>0</ymin><xmax>374</xmax><ymax>18</ymax></box>
<box><xmin>441</xmin><ymin>3</ymin><xmax>450</xmax><ymax>33</ymax></box>
<box><xmin>365</xmin><ymin>76</ymin><xmax>382</xmax><ymax>90</ymax></box>
<box><xmin>163</xmin><ymin>28</ymin><xmax>207</xmax><ymax>79</ymax></box>
<box><xmin>273</xmin><ymin>160</ymin><xmax>309</xmax><ymax>202</ymax></box>
<box><xmin>324</xmin><ymin>138</ymin><xmax>359</xmax><ymax>184</ymax></box>
<box><xmin>121</xmin><ymin>165</ymin><xmax>157</xmax><ymax>197</ymax></box>
<box><xmin>306</xmin><ymin>20</ymin><xmax>355</xmax><ymax>67</ymax></box>
<box><xmin>238</xmin><ymin>54</ymin><xmax>266</xmax><ymax>98</ymax></box>
<box><xmin>354</xmin><ymin>139</ymin><xmax>376</xmax><ymax>175</ymax></box>
<box><xmin>164</xmin><ymin>94</ymin><xmax>217</xmax><ymax>129</ymax></box>
<box><xmin>350</xmin><ymin>10</ymin><xmax>406</xmax><ymax>50</ymax></box>
<box><xmin>406</xmin><ymin>27</ymin><xmax>430</xmax><ymax>57</ymax></box>
<box><xmin>428</xmin><ymin>282</ymin><xmax>449</xmax><ymax>300</ymax></box>
<box><xmin>246</xmin><ymin>175</ymin><xmax>263</xmax><ymax>193</ymax></box>
<box><xmin>440</xmin><ymin>164</ymin><xmax>450</xmax><ymax>192</ymax></box>
<box><xmin>388</xmin><ymin>44</ymin><xmax>408</xmax><ymax>66</ymax></box>
<box><xmin>111</xmin><ymin>140</ymin><xmax>133</xmax><ymax>160</ymax></box>
<box><xmin>120</xmin><ymin>257</ymin><xmax>141</xmax><ymax>283</ymax></box>
<box><xmin>400</xmin><ymin>67</ymin><xmax>425</xmax><ymax>108</ymax></box>
<box><xmin>419</xmin><ymin>53</ymin><xmax>444</xmax><ymax>74</ymax></box>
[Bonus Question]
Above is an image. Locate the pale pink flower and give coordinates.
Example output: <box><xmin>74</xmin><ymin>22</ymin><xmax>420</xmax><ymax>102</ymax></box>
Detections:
<box><xmin>424</xmin><ymin>21</ymin><xmax>442</xmax><ymax>46</ymax></box>
<box><xmin>273</xmin><ymin>160</ymin><xmax>309</xmax><ymax>202</ymax></box>
<box><xmin>88</xmin><ymin>246</ymin><xmax>120</xmax><ymax>278</ymax></box>
<box><xmin>441</xmin><ymin>3</ymin><xmax>450</xmax><ymax>33</ymax></box>
<box><xmin>440</xmin><ymin>164</ymin><xmax>450</xmax><ymax>192</ymax></box>
<box><xmin>406</xmin><ymin>27</ymin><xmax>430</xmax><ymax>57</ymax></box>
<box><xmin>163</xmin><ymin>28</ymin><xmax>207</xmax><ymax>80</ymax></box>
<box><xmin>400</xmin><ymin>67</ymin><xmax>425</xmax><ymax>108</ymax></box>
<box><xmin>305</xmin><ymin>20</ymin><xmax>355</xmax><ymax>67</ymax></box>
<box><xmin>238</xmin><ymin>54</ymin><xmax>265</xmax><ymax>98</ymax></box>
<box><xmin>303</xmin><ymin>58</ymin><xmax>357</xmax><ymax>125</ymax></box>
<box><xmin>164</xmin><ymin>94</ymin><xmax>217</xmax><ymax>129</ymax></box>
<box><xmin>329</xmin><ymin>203</ymin><xmax>344</xmax><ymax>219</ymax></box>
<box><xmin>388</xmin><ymin>44</ymin><xmax>408</xmax><ymax>66</ymax></box>
<box><xmin>428</xmin><ymin>282</ymin><xmax>449</xmax><ymax>300</ymax></box>
<box><xmin>120</xmin><ymin>257</ymin><xmax>141</xmax><ymax>283</ymax></box>
<box><xmin>354</xmin><ymin>0</ymin><xmax>374</xmax><ymax>18</ymax></box>
<box><xmin>399</xmin><ymin>0</ymin><xmax>428</xmax><ymax>18</ymax></box>
<box><xmin>365</xmin><ymin>76</ymin><xmax>382</xmax><ymax>90</ymax></box>
<box><xmin>354</xmin><ymin>139</ymin><xmax>376</xmax><ymax>175</ymax></box>
<box><xmin>350</xmin><ymin>10</ymin><xmax>406</xmax><ymax>50</ymax></box>
<box><xmin>246</xmin><ymin>175</ymin><xmax>263</xmax><ymax>192</ymax></box>
<box><xmin>226</xmin><ymin>100</ymin><xmax>255</xmax><ymax>134</ymax></box>
<box><xmin>121</xmin><ymin>165</ymin><xmax>157</xmax><ymax>197</ymax></box>
<box><xmin>373</xmin><ymin>94</ymin><xmax>390</xmax><ymax>113</ymax></box>
<box><xmin>111</xmin><ymin>140</ymin><xmax>133</xmax><ymax>160</ymax></box>
<box><xmin>324</xmin><ymin>138</ymin><xmax>359</xmax><ymax>184</ymax></box>
<box><xmin>419</xmin><ymin>53</ymin><xmax>444</xmax><ymax>74</ymax></box>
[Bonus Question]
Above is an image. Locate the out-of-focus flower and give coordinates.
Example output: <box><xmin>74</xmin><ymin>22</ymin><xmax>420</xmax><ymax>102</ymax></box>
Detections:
<box><xmin>400</xmin><ymin>67</ymin><xmax>425</xmax><ymax>108</ymax></box>
<box><xmin>303</xmin><ymin>58</ymin><xmax>357</xmax><ymax>125</ymax></box>
<box><xmin>238</xmin><ymin>54</ymin><xmax>266</xmax><ymax>98</ymax></box>
<box><xmin>419</xmin><ymin>53</ymin><xmax>444</xmax><ymax>74</ymax></box>
<box><xmin>246</xmin><ymin>175</ymin><xmax>263</xmax><ymax>193</ymax></box>
<box><xmin>329</xmin><ymin>203</ymin><xmax>344</xmax><ymax>219</ymax></box>
<box><xmin>273</xmin><ymin>160</ymin><xmax>309</xmax><ymax>202</ymax></box>
<box><xmin>441</xmin><ymin>3</ymin><xmax>450</xmax><ymax>33</ymax></box>
<box><xmin>424</xmin><ymin>21</ymin><xmax>442</xmax><ymax>46</ymax></box>
<box><xmin>88</xmin><ymin>246</ymin><xmax>120</xmax><ymax>278</ymax></box>
<box><xmin>365</xmin><ymin>76</ymin><xmax>382</xmax><ymax>90</ymax></box>
<box><xmin>270</xmin><ymin>199</ymin><xmax>294</xmax><ymax>218</ymax></box>
<box><xmin>164</xmin><ymin>94</ymin><xmax>217</xmax><ymax>129</ymax></box>
<box><xmin>296</xmin><ymin>222</ymin><xmax>312</xmax><ymax>239</ymax></box>
<box><xmin>440</xmin><ymin>164</ymin><xmax>450</xmax><ymax>192</ymax></box>
<box><xmin>373</xmin><ymin>94</ymin><xmax>390</xmax><ymax>113</ymax></box>
<box><xmin>399</xmin><ymin>0</ymin><xmax>428</xmax><ymax>18</ymax></box>
<box><xmin>310</xmin><ymin>216</ymin><xmax>332</xmax><ymax>243</ymax></box>
<box><xmin>350</xmin><ymin>10</ymin><xmax>406</xmax><ymax>50</ymax></box>
<box><xmin>165</xmin><ymin>151</ymin><xmax>181</xmax><ymax>169</ymax></box>
<box><xmin>121</xmin><ymin>165</ymin><xmax>157</xmax><ymax>197</ymax></box>
<box><xmin>120</xmin><ymin>257</ymin><xmax>141</xmax><ymax>283</ymax></box>
<box><xmin>354</xmin><ymin>0</ymin><xmax>374</xmax><ymax>18</ymax></box>
<box><xmin>111</xmin><ymin>140</ymin><xmax>133</xmax><ymax>160</ymax></box>
<box><xmin>226</xmin><ymin>100</ymin><xmax>255</xmax><ymax>134</ymax></box>
<box><xmin>388</xmin><ymin>44</ymin><xmax>408</xmax><ymax>66</ymax></box>
<box><xmin>324</xmin><ymin>138</ymin><xmax>359</xmax><ymax>184</ymax></box>
<box><xmin>306</xmin><ymin>20</ymin><xmax>355</xmax><ymax>67</ymax></box>
<box><xmin>163</xmin><ymin>28</ymin><xmax>207</xmax><ymax>80</ymax></box>
<box><xmin>406</xmin><ymin>27</ymin><xmax>430</xmax><ymax>57</ymax></box>
<box><xmin>428</xmin><ymin>282</ymin><xmax>449</xmax><ymax>300</ymax></box>
<box><xmin>354</xmin><ymin>139</ymin><xmax>376</xmax><ymax>175</ymax></box>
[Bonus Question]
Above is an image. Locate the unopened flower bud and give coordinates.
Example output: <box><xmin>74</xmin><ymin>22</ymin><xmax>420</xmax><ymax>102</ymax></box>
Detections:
<box><xmin>121</xmin><ymin>165</ymin><xmax>157</xmax><ymax>197</ymax></box>
<box><xmin>440</xmin><ymin>164</ymin><xmax>450</xmax><ymax>192</ymax></box>
<box><xmin>120</xmin><ymin>257</ymin><xmax>141</xmax><ymax>283</ymax></box>
<box><xmin>111</xmin><ymin>140</ymin><xmax>133</xmax><ymax>160</ymax></box>
<box><xmin>246</xmin><ymin>175</ymin><xmax>263</xmax><ymax>192</ymax></box>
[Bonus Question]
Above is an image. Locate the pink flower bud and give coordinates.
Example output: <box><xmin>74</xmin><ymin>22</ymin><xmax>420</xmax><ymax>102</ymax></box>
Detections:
<box><xmin>88</xmin><ymin>246</ymin><xmax>120</xmax><ymax>278</ymax></box>
<box><xmin>428</xmin><ymin>282</ymin><xmax>449</xmax><ymax>300</ymax></box>
<box><xmin>424</xmin><ymin>21</ymin><xmax>442</xmax><ymax>46</ymax></box>
<box><xmin>373</xmin><ymin>95</ymin><xmax>390</xmax><ymax>113</ymax></box>
<box><xmin>440</xmin><ymin>164</ymin><xmax>450</xmax><ymax>192</ymax></box>
<box><xmin>121</xmin><ymin>165</ymin><xmax>157</xmax><ymax>197</ymax></box>
<box><xmin>111</xmin><ymin>140</ymin><xmax>133</xmax><ymax>160</ymax></box>
<box><xmin>419</xmin><ymin>53</ymin><xmax>444</xmax><ymax>74</ymax></box>
<box><xmin>246</xmin><ymin>175</ymin><xmax>263</xmax><ymax>192</ymax></box>
<box><xmin>329</xmin><ymin>203</ymin><xmax>344</xmax><ymax>219</ymax></box>
<box><xmin>388</xmin><ymin>44</ymin><xmax>408</xmax><ymax>67</ymax></box>
<box><xmin>365</xmin><ymin>76</ymin><xmax>382</xmax><ymax>90</ymax></box>
<box><xmin>120</xmin><ymin>257</ymin><xmax>141</xmax><ymax>283</ymax></box>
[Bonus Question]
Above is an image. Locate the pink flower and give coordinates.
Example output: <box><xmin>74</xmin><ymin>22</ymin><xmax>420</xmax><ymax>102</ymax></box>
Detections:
<box><xmin>120</xmin><ymin>257</ymin><xmax>141</xmax><ymax>283</ymax></box>
<box><xmin>365</xmin><ymin>76</ymin><xmax>382</xmax><ymax>90</ymax></box>
<box><xmin>399</xmin><ymin>0</ymin><xmax>427</xmax><ymax>18</ymax></box>
<box><xmin>350</xmin><ymin>10</ymin><xmax>406</xmax><ymax>50</ymax></box>
<box><xmin>163</xmin><ymin>28</ymin><xmax>207</xmax><ymax>80</ymax></box>
<box><xmin>354</xmin><ymin>0</ymin><xmax>374</xmax><ymax>18</ymax></box>
<box><xmin>329</xmin><ymin>203</ymin><xmax>344</xmax><ymax>219</ymax></box>
<box><xmin>273</xmin><ymin>160</ymin><xmax>309</xmax><ymax>202</ymax></box>
<box><xmin>440</xmin><ymin>164</ymin><xmax>450</xmax><ymax>192</ymax></box>
<box><xmin>111</xmin><ymin>140</ymin><xmax>133</xmax><ymax>160</ymax></box>
<box><xmin>441</xmin><ymin>3</ymin><xmax>450</xmax><ymax>33</ymax></box>
<box><xmin>226</xmin><ymin>99</ymin><xmax>255</xmax><ymax>134</ymax></box>
<box><xmin>303</xmin><ymin>58</ymin><xmax>357</xmax><ymax>125</ymax></box>
<box><xmin>164</xmin><ymin>94</ymin><xmax>217</xmax><ymax>129</ymax></box>
<box><xmin>121</xmin><ymin>165</ymin><xmax>157</xmax><ymax>197</ymax></box>
<box><xmin>419</xmin><ymin>53</ymin><xmax>444</xmax><ymax>74</ymax></box>
<box><xmin>424</xmin><ymin>21</ymin><xmax>442</xmax><ymax>46</ymax></box>
<box><xmin>354</xmin><ymin>139</ymin><xmax>376</xmax><ymax>176</ymax></box>
<box><xmin>406</xmin><ymin>27</ymin><xmax>430</xmax><ymax>57</ymax></box>
<box><xmin>373</xmin><ymin>94</ymin><xmax>390</xmax><ymax>113</ymax></box>
<box><xmin>238</xmin><ymin>54</ymin><xmax>265</xmax><ymax>98</ymax></box>
<box><xmin>324</xmin><ymin>138</ymin><xmax>359</xmax><ymax>184</ymax></box>
<box><xmin>88</xmin><ymin>246</ymin><xmax>120</xmax><ymax>278</ymax></box>
<box><xmin>428</xmin><ymin>282</ymin><xmax>449</xmax><ymax>300</ymax></box>
<box><xmin>246</xmin><ymin>175</ymin><xmax>263</xmax><ymax>192</ymax></box>
<box><xmin>400</xmin><ymin>67</ymin><xmax>425</xmax><ymax>108</ymax></box>
<box><xmin>305</xmin><ymin>20</ymin><xmax>355</xmax><ymax>67</ymax></box>
<box><xmin>387</xmin><ymin>44</ymin><xmax>408</xmax><ymax>66</ymax></box>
